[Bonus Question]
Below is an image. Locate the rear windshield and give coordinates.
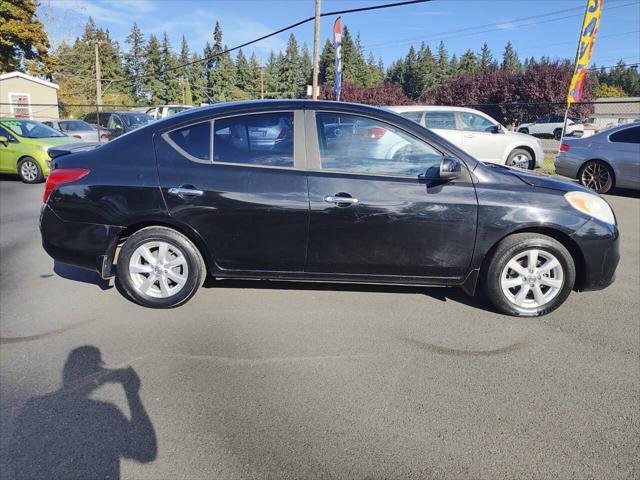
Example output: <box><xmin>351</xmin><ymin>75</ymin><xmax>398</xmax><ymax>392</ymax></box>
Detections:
<box><xmin>1</xmin><ymin>120</ymin><xmax>66</xmax><ymax>138</ymax></box>
<box><xmin>120</xmin><ymin>113</ymin><xmax>153</xmax><ymax>127</ymax></box>
<box><xmin>60</xmin><ymin>120</ymin><xmax>93</xmax><ymax>132</ymax></box>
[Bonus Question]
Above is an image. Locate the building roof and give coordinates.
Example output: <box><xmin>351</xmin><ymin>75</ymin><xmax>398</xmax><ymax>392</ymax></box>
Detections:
<box><xmin>0</xmin><ymin>71</ymin><xmax>59</xmax><ymax>90</ymax></box>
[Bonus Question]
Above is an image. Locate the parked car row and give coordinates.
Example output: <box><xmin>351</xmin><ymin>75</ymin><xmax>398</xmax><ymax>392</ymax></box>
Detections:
<box><xmin>39</xmin><ymin>100</ymin><xmax>620</xmax><ymax>316</ymax></box>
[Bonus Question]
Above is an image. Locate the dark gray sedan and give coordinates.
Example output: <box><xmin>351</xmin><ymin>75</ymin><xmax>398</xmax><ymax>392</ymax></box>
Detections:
<box><xmin>555</xmin><ymin>123</ymin><xmax>640</xmax><ymax>193</ymax></box>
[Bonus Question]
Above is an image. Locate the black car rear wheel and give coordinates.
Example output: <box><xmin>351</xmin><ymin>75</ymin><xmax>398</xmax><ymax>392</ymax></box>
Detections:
<box><xmin>578</xmin><ymin>160</ymin><xmax>614</xmax><ymax>194</ymax></box>
<box><xmin>116</xmin><ymin>227</ymin><xmax>205</xmax><ymax>308</ymax></box>
<box><xmin>484</xmin><ymin>233</ymin><xmax>575</xmax><ymax>317</ymax></box>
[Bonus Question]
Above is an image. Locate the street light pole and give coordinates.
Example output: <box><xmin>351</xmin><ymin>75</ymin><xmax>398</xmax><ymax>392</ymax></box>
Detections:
<box><xmin>312</xmin><ymin>0</ymin><xmax>321</xmax><ymax>100</ymax></box>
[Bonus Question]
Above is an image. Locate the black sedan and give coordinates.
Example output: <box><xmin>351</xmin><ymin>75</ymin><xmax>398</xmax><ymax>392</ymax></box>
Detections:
<box><xmin>40</xmin><ymin>100</ymin><xmax>619</xmax><ymax>316</ymax></box>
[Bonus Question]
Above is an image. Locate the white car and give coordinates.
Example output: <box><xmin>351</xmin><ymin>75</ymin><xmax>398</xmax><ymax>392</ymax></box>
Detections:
<box><xmin>517</xmin><ymin>114</ymin><xmax>584</xmax><ymax>140</ymax></box>
<box><xmin>145</xmin><ymin>105</ymin><xmax>193</xmax><ymax>120</ymax></box>
<box><xmin>388</xmin><ymin>105</ymin><xmax>543</xmax><ymax>169</ymax></box>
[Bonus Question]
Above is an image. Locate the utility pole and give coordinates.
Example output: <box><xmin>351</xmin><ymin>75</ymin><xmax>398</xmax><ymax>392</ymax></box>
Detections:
<box><xmin>260</xmin><ymin>57</ymin><xmax>264</xmax><ymax>99</ymax></box>
<box><xmin>312</xmin><ymin>0</ymin><xmax>321</xmax><ymax>100</ymax></box>
<box><xmin>94</xmin><ymin>42</ymin><xmax>102</xmax><ymax>110</ymax></box>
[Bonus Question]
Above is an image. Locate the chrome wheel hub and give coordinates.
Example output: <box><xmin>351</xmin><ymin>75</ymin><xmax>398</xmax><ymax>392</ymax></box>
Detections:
<box><xmin>511</xmin><ymin>154</ymin><xmax>530</xmax><ymax>169</ymax></box>
<box><xmin>500</xmin><ymin>249</ymin><xmax>563</xmax><ymax>313</ymax></box>
<box><xmin>129</xmin><ymin>241</ymin><xmax>188</xmax><ymax>298</ymax></box>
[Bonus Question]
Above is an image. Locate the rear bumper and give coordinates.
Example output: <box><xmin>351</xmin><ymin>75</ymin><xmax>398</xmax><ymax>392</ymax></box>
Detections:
<box><xmin>570</xmin><ymin>218</ymin><xmax>620</xmax><ymax>291</ymax></box>
<box><xmin>554</xmin><ymin>153</ymin><xmax>581</xmax><ymax>179</ymax></box>
<box><xmin>40</xmin><ymin>204</ymin><xmax>122</xmax><ymax>276</ymax></box>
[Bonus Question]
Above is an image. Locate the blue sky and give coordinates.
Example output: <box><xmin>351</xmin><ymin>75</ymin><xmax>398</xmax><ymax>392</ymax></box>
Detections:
<box><xmin>39</xmin><ymin>0</ymin><xmax>640</xmax><ymax>69</ymax></box>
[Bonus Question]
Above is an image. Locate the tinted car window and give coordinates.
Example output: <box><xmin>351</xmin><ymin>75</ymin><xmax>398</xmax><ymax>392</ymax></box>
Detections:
<box><xmin>459</xmin><ymin>112</ymin><xmax>495</xmax><ymax>132</ymax></box>
<box><xmin>213</xmin><ymin>113</ymin><xmax>294</xmax><ymax>167</ymax></box>
<box><xmin>610</xmin><ymin>126</ymin><xmax>640</xmax><ymax>144</ymax></box>
<box><xmin>97</xmin><ymin>113</ymin><xmax>110</xmax><ymax>128</ymax></box>
<box><xmin>167</xmin><ymin>121</ymin><xmax>211</xmax><ymax>161</ymax></box>
<box><xmin>424</xmin><ymin>111</ymin><xmax>456</xmax><ymax>130</ymax></box>
<box><xmin>60</xmin><ymin>120</ymin><xmax>93</xmax><ymax>132</ymax></box>
<box><xmin>316</xmin><ymin>113</ymin><xmax>443</xmax><ymax>177</ymax></box>
<box><xmin>399</xmin><ymin>111</ymin><xmax>424</xmax><ymax>124</ymax></box>
<box><xmin>84</xmin><ymin>112</ymin><xmax>97</xmax><ymax>124</ymax></box>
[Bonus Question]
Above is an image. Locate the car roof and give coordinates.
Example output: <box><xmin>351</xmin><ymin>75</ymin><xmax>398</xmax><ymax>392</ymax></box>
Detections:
<box><xmin>387</xmin><ymin>105</ymin><xmax>485</xmax><ymax>114</ymax></box>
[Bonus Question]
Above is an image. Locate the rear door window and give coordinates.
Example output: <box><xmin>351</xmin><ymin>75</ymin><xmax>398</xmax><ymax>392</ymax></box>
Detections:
<box><xmin>399</xmin><ymin>111</ymin><xmax>424</xmax><ymax>124</ymax></box>
<box><xmin>424</xmin><ymin>111</ymin><xmax>457</xmax><ymax>130</ymax></box>
<box><xmin>166</xmin><ymin>121</ymin><xmax>211</xmax><ymax>161</ymax></box>
<box><xmin>213</xmin><ymin>112</ymin><xmax>294</xmax><ymax>167</ymax></box>
<box><xmin>459</xmin><ymin>112</ymin><xmax>495</xmax><ymax>132</ymax></box>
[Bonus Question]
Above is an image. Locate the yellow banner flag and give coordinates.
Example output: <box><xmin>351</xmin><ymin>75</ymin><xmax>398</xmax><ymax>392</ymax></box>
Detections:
<box><xmin>567</xmin><ymin>0</ymin><xmax>603</xmax><ymax>104</ymax></box>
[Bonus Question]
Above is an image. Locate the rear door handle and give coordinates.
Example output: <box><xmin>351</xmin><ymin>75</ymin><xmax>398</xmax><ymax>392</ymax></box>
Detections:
<box><xmin>324</xmin><ymin>195</ymin><xmax>358</xmax><ymax>206</ymax></box>
<box><xmin>168</xmin><ymin>187</ymin><xmax>204</xmax><ymax>197</ymax></box>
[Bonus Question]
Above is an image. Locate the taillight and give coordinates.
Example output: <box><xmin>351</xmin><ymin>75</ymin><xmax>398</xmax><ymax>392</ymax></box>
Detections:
<box><xmin>43</xmin><ymin>168</ymin><xmax>90</xmax><ymax>203</ymax></box>
<box><xmin>276</xmin><ymin>128</ymin><xmax>286</xmax><ymax>140</ymax></box>
<box><xmin>559</xmin><ymin>143</ymin><xmax>570</xmax><ymax>152</ymax></box>
<box><xmin>367</xmin><ymin>127</ymin><xmax>387</xmax><ymax>140</ymax></box>
<box><xmin>72</xmin><ymin>134</ymin><xmax>82</xmax><ymax>139</ymax></box>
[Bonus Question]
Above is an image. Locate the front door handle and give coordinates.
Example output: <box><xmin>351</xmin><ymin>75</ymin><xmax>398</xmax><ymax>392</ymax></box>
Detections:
<box><xmin>324</xmin><ymin>195</ymin><xmax>358</xmax><ymax>206</ymax></box>
<box><xmin>168</xmin><ymin>187</ymin><xmax>204</xmax><ymax>197</ymax></box>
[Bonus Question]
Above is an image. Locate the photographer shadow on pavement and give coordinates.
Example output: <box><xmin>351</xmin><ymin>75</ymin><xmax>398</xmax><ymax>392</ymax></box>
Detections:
<box><xmin>53</xmin><ymin>261</ymin><xmax>112</xmax><ymax>291</ymax></box>
<box><xmin>7</xmin><ymin>346</ymin><xmax>157</xmax><ymax>480</ymax></box>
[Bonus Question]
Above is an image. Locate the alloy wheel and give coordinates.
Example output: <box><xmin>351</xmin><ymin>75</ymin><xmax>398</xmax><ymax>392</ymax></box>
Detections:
<box><xmin>128</xmin><ymin>241</ymin><xmax>189</xmax><ymax>298</ymax></box>
<box><xmin>580</xmin><ymin>162</ymin><xmax>611</xmax><ymax>193</ymax></box>
<box><xmin>20</xmin><ymin>161</ymin><xmax>39</xmax><ymax>182</ymax></box>
<box><xmin>509</xmin><ymin>153</ymin><xmax>531</xmax><ymax>169</ymax></box>
<box><xmin>500</xmin><ymin>249</ymin><xmax>564</xmax><ymax>313</ymax></box>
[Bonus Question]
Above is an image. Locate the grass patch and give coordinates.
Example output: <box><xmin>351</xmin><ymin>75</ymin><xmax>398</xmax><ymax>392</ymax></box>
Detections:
<box><xmin>539</xmin><ymin>153</ymin><xmax>556</xmax><ymax>175</ymax></box>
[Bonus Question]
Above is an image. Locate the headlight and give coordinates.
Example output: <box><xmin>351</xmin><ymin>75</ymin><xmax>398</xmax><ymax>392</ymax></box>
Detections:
<box><xmin>564</xmin><ymin>191</ymin><xmax>616</xmax><ymax>225</ymax></box>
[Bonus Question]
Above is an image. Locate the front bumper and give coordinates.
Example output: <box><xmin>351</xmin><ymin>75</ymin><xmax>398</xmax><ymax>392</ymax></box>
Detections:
<box><xmin>40</xmin><ymin>204</ymin><xmax>122</xmax><ymax>276</ymax></box>
<box><xmin>570</xmin><ymin>218</ymin><xmax>620</xmax><ymax>291</ymax></box>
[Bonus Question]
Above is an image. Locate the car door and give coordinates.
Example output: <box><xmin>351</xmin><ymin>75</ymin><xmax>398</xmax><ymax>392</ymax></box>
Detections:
<box><xmin>528</xmin><ymin>116</ymin><xmax>546</xmax><ymax>135</ymax></box>
<box><xmin>607</xmin><ymin>126</ymin><xmax>640</xmax><ymax>188</ymax></box>
<box><xmin>155</xmin><ymin>110</ymin><xmax>309</xmax><ymax>272</ymax></box>
<box><xmin>458</xmin><ymin>111</ymin><xmax>506</xmax><ymax>163</ymax></box>
<box><xmin>305</xmin><ymin>110</ymin><xmax>478</xmax><ymax>278</ymax></box>
<box><xmin>0</xmin><ymin>125</ymin><xmax>20</xmax><ymax>173</ymax></box>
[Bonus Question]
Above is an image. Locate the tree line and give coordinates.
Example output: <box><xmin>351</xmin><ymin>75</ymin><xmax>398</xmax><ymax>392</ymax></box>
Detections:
<box><xmin>3</xmin><ymin>1</ymin><xmax>639</xmax><ymax>120</ymax></box>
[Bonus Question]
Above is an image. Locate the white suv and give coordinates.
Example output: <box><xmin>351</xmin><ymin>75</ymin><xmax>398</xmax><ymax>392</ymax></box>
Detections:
<box><xmin>517</xmin><ymin>115</ymin><xmax>584</xmax><ymax>140</ymax></box>
<box><xmin>388</xmin><ymin>105</ymin><xmax>543</xmax><ymax>169</ymax></box>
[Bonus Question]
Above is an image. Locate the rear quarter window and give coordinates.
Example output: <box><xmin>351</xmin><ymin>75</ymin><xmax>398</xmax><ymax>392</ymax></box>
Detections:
<box><xmin>609</xmin><ymin>126</ymin><xmax>640</xmax><ymax>144</ymax></box>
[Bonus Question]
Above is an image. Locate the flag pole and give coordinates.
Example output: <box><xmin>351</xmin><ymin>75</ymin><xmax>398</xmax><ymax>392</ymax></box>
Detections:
<box><xmin>559</xmin><ymin>0</ymin><xmax>593</xmax><ymax>152</ymax></box>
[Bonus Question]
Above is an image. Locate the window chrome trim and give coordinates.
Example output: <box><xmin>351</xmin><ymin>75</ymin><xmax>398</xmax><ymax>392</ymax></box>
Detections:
<box><xmin>161</xmin><ymin>120</ymin><xmax>214</xmax><ymax>165</ymax></box>
<box><xmin>211</xmin><ymin>110</ymin><xmax>297</xmax><ymax>169</ymax></box>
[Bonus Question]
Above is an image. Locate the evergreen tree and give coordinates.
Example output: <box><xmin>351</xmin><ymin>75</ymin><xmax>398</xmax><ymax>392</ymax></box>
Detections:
<box><xmin>1</xmin><ymin>0</ymin><xmax>53</xmax><ymax>76</ymax></box>
<box><xmin>435</xmin><ymin>40</ymin><xmax>450</xmax><ymax>87</ymax></box>
<box><xmin>178</xmin><ymin>36</ymin><xmax>192</xmax><ymax>104</ymax></box>
<box><xmin>449</xmin><ymin>53</ymin><xmax>459</xmax><ymax>77</ymax></box>
<box><xmin>235</xmin><ymin>49</ymin><xmax>250</xmax><ymax>93</ymax></box>
<box><xmin>247</xmin><ymin>53</ymin><xmax>262</xmax><ymax>98</ymax></box>
<box><xmin>143</xmin><ymin>34</ymin><xmax>164</xmax><ymax>103</ymax></box>
<box><xmin>280</xmin><ymin>34</ymin><xmax>303</xmax><ymax>98</ymax></box>
<box><xmin>124</xmin><ymin>22</ymin><xmax>146</xmax><ymax>101</ymax></box>
<box><xmin>366</xmin><ymin>52</ymin><xmax>383</xmax><ymax>86</ymax></box>
<box><xmin>300</xmin><ymin>43</ymin><xmax>313</xmax><ymax>88</ymax></box>
<box><xmin>401</xmin><ymin>45</ymin><xmax>421</xmax><ymax>99</ymax></box>
<box><xmin>386</xmin><ymin>58</ymin><xmax>405</xmax><ymax>85</ymax></box>
<box><xmin>264</xmin><ymin>50</ymin><xmax>281</xmax><ymax>98</ymax></box>
<box><xmin>160</xmin><ymin>33</ymin><xmax>181</xmax><ymax>103</ymax></box>
<box><xmin>188</xmin><ymin>52</ymin><xmax>207</xmax><ymax>104</ymax></box>
<box><xmin>478</xmin><ymin>42</ymin><xmax>494</xmax><ymax>70</ymax></box>
<box><xmin>501</xmin><ymin>41</ymin><xmax>521</xmax><ymax>72</ymax></box>
<box><xmin>318</xmin><ymin>39</ymin><xmax>335</xmax><ymax>85</ymax></box>
<box><xmin>418</xmin><ymin>43</ymin><xmax>437</xmax><ymax>94</ymax></box>
<box><xmin>458</xmin><ymin>49</ymin><xmax>478</xmax><ymax>75</ymax></box>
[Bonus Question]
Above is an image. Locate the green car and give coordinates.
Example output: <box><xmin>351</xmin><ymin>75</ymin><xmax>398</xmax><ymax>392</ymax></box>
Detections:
<box><xmin>0</xmin><ymin>118</ymin><xmax>81</xmax><ymax>183</ymax></box>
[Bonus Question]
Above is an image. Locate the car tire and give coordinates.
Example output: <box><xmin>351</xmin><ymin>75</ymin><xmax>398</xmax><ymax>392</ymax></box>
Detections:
<box><xmin>518</xmin><ymin>128</ymin><xmax>529</xmax><ymax>135</ymax></box>
<box><xmin>578</xmin><ymin>160</ymin><xmax>614</xmax><ymax>194</ymax></box>
<box><xmin>17</xmin><ymin>157</ymin><xmax>44</xmax><ymax>183</ymax></box>
<box><xmin>553</xmin><ymin>128</ymin><xmax>563</xmax><ymax>140</ymax></box>
<box><xmin>483</xmin><ymin>233</ymin><xmax>575</xmax><ymax>317</ymax></box>
<box><xmin>506</xmin><ymin>148</ymin><xmax>534</xmax><ymax>170</ymax></box>
<box><xmin>116</xmin><ymin>226</ymin><xmax>205</xmax><ymax>308</ymax></box>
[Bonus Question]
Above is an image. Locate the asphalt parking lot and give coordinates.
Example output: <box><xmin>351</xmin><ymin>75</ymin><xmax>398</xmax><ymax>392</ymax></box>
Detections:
<box><xmin>0</xmin><ymin>176</ymin><xmax>638</xmax><ymax>479</ymax></box>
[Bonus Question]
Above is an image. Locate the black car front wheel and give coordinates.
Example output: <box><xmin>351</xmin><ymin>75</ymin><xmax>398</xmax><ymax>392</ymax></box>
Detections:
<box><xmin>116</xmin><ymin>227</ymin><xmax>205</xmax><ymax>308</ymax></box>
<box><xmin>484</xmin><ymin>233</ymin><xmax>575</xmax><ymax>317</ymax></box>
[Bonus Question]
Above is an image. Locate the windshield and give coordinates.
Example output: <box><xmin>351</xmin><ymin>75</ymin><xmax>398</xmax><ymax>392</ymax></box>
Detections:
<box><xmin>1</xmin><ymin>119</ymin><xmax>66</xmax><ymax>138</ymax></box>
<box><xmin>121</xmin><ymin>113</ymin><xmax>153</xmax><ymax>127</ymax></box>
<box><xmin>60</xmin><ymin>120</ymin><xmax>94</xmax><ymax>132</ymax></box>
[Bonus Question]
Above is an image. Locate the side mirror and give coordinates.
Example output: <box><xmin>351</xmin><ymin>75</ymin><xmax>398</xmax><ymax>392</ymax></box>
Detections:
<box><xmin>0</xmin><ymin>135</ymin><xmax>8</xmax><ymax>145</ymax></box>
<box><xmin>439</xmin><ymin>156</ymin><xmax>462</xmax><ymax>180</ymax></box>
<box><xmin>492</xmin><ymin>124</ymin><xmax>504</xmax><ymax>134</ymax></box>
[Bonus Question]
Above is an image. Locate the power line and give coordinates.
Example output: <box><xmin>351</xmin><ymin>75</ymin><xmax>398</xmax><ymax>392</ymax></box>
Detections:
<box><xmin>110</xmin><ymin>0</ymin><xmax>434</xmax><ymax>83</ymax></box>
<box><xmin>363</xmin><ymin>1</ymin><xmax>637</xmax><ymax>51</ymax></box>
